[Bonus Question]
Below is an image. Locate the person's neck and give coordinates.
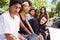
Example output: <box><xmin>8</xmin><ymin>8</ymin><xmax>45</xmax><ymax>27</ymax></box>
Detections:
<box><xmin>30</xmin><ymin>14</ymin><xmax>33</xmax><ymax>17</ymax></box>
<box><xmin>42</xmin><ymin>12</ymin><xmax>44</xmax><ymax>15</ymax></box>
<box><xmin>9</xmin><ymin>10</ymin><xmax>15</xmax><ymax>19</ymax></box>
<box><xmin>20</xmin><ymin>11</ymin><xmax>26</xmax><ymax>16</ymax></box>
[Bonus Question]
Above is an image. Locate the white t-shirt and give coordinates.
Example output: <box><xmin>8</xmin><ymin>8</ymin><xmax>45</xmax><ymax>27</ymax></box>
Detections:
<box><xmin>0</xmin><ymin>11</ymin><xmax>20</xmax><ymax>40</ymax></box>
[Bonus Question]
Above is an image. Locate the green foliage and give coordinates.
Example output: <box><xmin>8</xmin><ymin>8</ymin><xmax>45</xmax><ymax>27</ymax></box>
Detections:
<box><xmin>51</xmin><ymin>0</ymin><xmax>57</xmax><ymax>4</ymax></box>
<box><xmin>0</xmin><ymin>0</ymin><xmax>10</xmax><ymax>7</ymax></box>
<box><xmin>56</xmin><ymin>1</ymin><xmax>60</xmax><ymax>14</ymax></box>
<box><xmin>0</xmin><ymin>0</ymin><xmax>10</xmax><ymax>12</ymax></box>
<box><xmin>49</xmin><ymin>0</ymin><xmax>60</xmax><ymax>20</ymax></box>
<box><xmin>31</xmin><ymin>0</ymin><xmax>47</xmax><ymax>10</ymax></box>
<box><xmin>49</xmin><ymin>11</ymin><xmax>58</xmax><ymax>20</ymax></box>
<box><xmin>0</xmin><ymin>0</ymin><xmax>47</xmax><ymax>13</ymax></box>
<box><xmin>55</xmin><ymin>1</ymin><xmax>60</xmax><ymax>17</ymax></box>
<box><xmin>49</xmin><ymin>12</ymin><xmax>57</xmax><ymax>18</ymax></box>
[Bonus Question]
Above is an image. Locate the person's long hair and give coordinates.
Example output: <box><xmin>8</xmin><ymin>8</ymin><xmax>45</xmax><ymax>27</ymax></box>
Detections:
<box><xmin>39</xmin><ymin>7</ymin><xmax>48</xmax><ymax>21</ymax></box>
<box><xmin>19</xmin><ymin>4</ymin><xmax>24</xmax><ymax>13</ymax></box>
<box><xmin>40</xmin><ymin>7</ymin><xmax>47</xmax><ymax>16</ymax></box>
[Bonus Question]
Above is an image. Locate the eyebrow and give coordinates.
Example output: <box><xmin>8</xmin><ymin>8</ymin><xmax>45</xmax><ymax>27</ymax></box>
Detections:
<box><xmin>42</xmin><ymin>18</ymin><xmax>47</xmax><ymax>21</ymax></box>
<box><xmin>15</xmin><ymin>6</ymin><xmax>21</xmax><ymax>8</ymax></box>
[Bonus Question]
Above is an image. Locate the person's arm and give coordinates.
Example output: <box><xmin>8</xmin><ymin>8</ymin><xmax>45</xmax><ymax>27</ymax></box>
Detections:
<box><xmin>20</xmin><ymin>19</ymin><xmax>31</xmax><ymax>34</ymax></box>
<box><xmin>46</xmin><ymin>13</ymin><xmax>50</xmax><ymax>26</ymax></box>
<box><xmin>45</xmin><ymin>31</ymin><xmax>49</xmax><ymax>37</ymax></box>
<box><xmin>17</xmin><ymin>14</ymin><xmax>31</xmax><ymax>34</ymax></box>
<box><xmin>18</xmin><ymin>33</ymin><xmax>27</xmax><ymax>40</ymax></box>
<box><xmin>5</xmin><ymin>34</ymin><xmax>17</xmax><ymax>40</ymax></box>
<box><xmin>26</xmin><ymin>19</ymin><xmax>34</xmax><ymax>34</ymax></box>
<box><xmin>38</xmin><ymin>33</ymin><xmax>44</xmax><ymax>40</ymax></box>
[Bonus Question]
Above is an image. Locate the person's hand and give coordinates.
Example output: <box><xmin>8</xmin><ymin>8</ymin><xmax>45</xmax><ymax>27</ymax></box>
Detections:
<box><xmin>45</xmin><ymin>26</ymin><xmax>48</xmax><ymax>29</ymax></box>
<box><xmin>16</xmin><ymin>38</ymin><xmax>20</xmax><ymax>40</ymax></box>
<box><xmin>38</xmin><ymin>34</ymin><xmax>44</xmax><ymax>40</ymax></box>
<box><xmin>20</xmin><ymin>36</ymin><xmax>27</xmax><ymax>40</ymax></box>
<box><xmin>45</xmin><ymin>31</ymin><xmax>49</xmax><ymax>37</ymax></box>
<box><xmin>18</xmin><ymin>33</ymin><xmax>27</xmax><ymax>40</ymax></box>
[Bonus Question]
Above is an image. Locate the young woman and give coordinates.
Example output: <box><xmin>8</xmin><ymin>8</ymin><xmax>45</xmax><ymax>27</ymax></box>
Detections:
<box><xmin>19</xmin><ymin>2</ymin><xmax>34</xmax><ymax>34</ymax></box>
<box><xmin>18</xmin><ymin>1</ymin><xmax>39</xmax><ymax>40</ymax></box>
<box><xmin>26</xmin><ymin>7</ymin><xmax>36</xmax><ymax>20</ymax></box>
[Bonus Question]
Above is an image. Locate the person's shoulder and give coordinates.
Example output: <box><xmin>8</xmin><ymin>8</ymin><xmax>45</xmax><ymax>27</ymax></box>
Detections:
<box><xmin>0</xmin><ymin>13</ymin><xmax>4</xmax><ymax>20</ymax></box>
<box><xmin>0</xmin><ymin>11</ymin><xmax>9</xmax><ymax>20</ymax></box>
<box><xmin>0</xmin><ymin>11</ymin><xmax>9</xmax><ymax>16</ymax></box>
<box><xmin>0</xmin><ymin>14</ymin><xmax>5</xmax><ymax>23</ymax></box>
<box><xmin>26</xmin><ymin>13</ymin><xmax>30</xmax><ymax>16</ymax></box>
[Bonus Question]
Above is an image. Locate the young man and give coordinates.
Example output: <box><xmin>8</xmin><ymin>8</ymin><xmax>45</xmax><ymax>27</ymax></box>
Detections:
<box><xmin>0</xmin><ymin>0</ymin><xmax>27</xmax><ymax>40</ymax></box>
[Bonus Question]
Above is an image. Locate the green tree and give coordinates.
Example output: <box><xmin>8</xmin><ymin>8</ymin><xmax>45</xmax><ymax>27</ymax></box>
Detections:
<box><xmin>0</xmin><ymin>0</ymin><xmax>10</xmax><ymax>12</ymax></box>
<box><xmin>56</xmin><ymin>0</ymin><xmax>60</xmax><ymax>16</ymax></box>
<box><xmin>49</xmin><ymin>0</ymin><xmax>59</xmax><ymax>20</ymax></box>
<box><xmin>30</xmin><ymin>0</ymin><xmax>47</xmax><ymax>10</ymax></box>
<box><xmin>52</xmin><ymin>0</ymin><xmax>57</xmax><ymax>4</ymax></box>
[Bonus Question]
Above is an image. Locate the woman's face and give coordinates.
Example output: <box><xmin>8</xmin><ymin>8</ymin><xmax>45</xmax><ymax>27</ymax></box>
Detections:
<box><xmin>41</xmin><ymin>8</ymin><xmax>45</xmax><ymax>13</ymax></box>
<box><xmin>22</xmin><ymin>2</ymin><xmax>30</xmax><ymax>13</ymax></box>
<box><xmin>40</xmin><ymin>17</ymin><xmax>47</xmax><ymax>25</ymax></box>
<box><xmin>30</xmin><ymin>10</ymin><xmax>35</xmax><ymax>16</ymax></box>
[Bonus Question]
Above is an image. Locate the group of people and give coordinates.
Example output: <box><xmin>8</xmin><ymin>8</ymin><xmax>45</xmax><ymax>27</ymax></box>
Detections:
<box><xmin>0</xmin><ymin>0</ymin><xmax>50</xmax><ymax>40</ymax></box>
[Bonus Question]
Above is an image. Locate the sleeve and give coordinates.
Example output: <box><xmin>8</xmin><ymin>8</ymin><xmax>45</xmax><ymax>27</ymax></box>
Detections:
<box><xmin>0</xmin><ymin>16</ymin><xmax>11</xmax><ymax>34</ymax></box>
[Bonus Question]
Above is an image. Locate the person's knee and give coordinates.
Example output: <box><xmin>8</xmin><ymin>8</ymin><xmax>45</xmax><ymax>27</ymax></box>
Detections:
<box><xmin>31</xmin><ymin>34</ymin><xmax>38</xmax><ymax>37</ymax></box>
<box><xmin>27</xmin><ymin>34</ymin><xmax>38</xmax><ymax>40</ymax></box>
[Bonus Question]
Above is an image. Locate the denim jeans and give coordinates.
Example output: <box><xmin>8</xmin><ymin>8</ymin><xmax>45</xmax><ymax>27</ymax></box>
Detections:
<box><xmin>22</xmin><ymin>34</ymin><xmax>38</xmax><ymax>40</ymax></box>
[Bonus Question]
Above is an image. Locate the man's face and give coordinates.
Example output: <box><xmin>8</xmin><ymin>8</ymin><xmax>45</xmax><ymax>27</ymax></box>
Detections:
<box><xmin>40</xmin><ymin>17</ymin><xmax>47</xmax><ymax>25</ymax></box>
<box><xmin>10</xmin><ymin>3</ymin><xmax>21</xmax><ymax>15</ymax></box>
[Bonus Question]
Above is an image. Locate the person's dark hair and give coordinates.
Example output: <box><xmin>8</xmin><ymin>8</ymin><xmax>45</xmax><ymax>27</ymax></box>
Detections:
<box><xmin>27</xmin><ymin>0</ymin><xmax>32</xmax><ymax>6</ymax></box>
<box><xmin>35</xmin><ymin>9</ymin><xmax>39</xmax><ymax>14</ymax></box>
<box><xmin>21</xmin><ymin>0</ymin><xmax>32</xmax><ymax>6</ymax></box>
<box><xmin>40</xmin><ymin>7</ymin><xmax>47</xmax><ymax>16</ymax></box>
<box><xmin>19</xmin><ymin>3</ymin><xmax>26</xmax><ymax>13</ymax></box>
<box><xmin>38</xmin><ymin>15</ymin><xmax>48</xmax><ymax>25</ymax></box>
<box><xmin>34</xmin><ymin>9</ymin><xmax>39</xmax><ymax>18</ymax></box>
<box><xmin>9</xmin><ymin>0</ymin><xmax>23</xmax><ymax>7</ymax></box>
<box><xmin>29</xmin><ymin>7</ymin><xmax>35</xmax><ymax>14</ymax></box>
